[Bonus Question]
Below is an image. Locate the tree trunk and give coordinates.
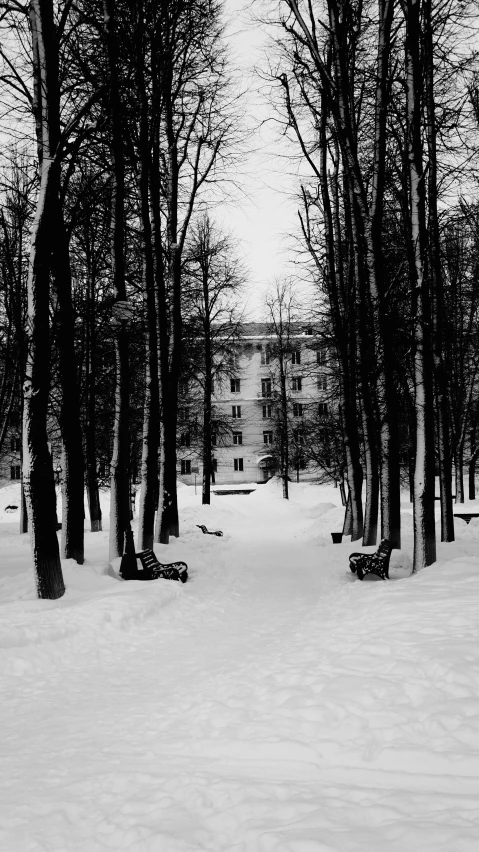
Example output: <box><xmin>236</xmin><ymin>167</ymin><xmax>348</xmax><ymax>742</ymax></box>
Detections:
<box><xmin>136</xmin><ymin>0</ymin><xmax>160</xmax><ymax>551</ymax></box>
<box><xmin>202</xmin><ymin>326</ymin><xmax>213</xmax><ymax>505</ymax></box>
<box><xmin>321</xmin><ymin>114</ymin><xmax>363</xmax><ymax>540</ymax></box>
<box><xmin>366</xmin><ymin>0</ymin><xmax>401</xmax><ymax>550</ymax></box>
<box><xmin>103</xmin><ymin>0</ymin><xmax>131</xmax><ymax>560</ymax></box>
<box><xmin>149</xmin><ymin>109</ymin><xmax>169</xmax><ymax>544</ymax></box>
<box><xmin>404</xmin><ymin>0</ymin><xmax>436</xmax><ymax>570</ymax></box>
<box><xmin>157</xmin><ymin>105</ymin><xmax>181</xmax><ymax>542</ymax></box>
<box><xmin>468</xmin><ymin>441</ymin><xmax>478</xmax><ymax>500</ymax></box>
<box><xmin>455</xmin><ymin>446</ymin><xmax>464</xmax><ymax>503</ymax></box>
<box><xmin>279</xmin><ymin>354</ymin><xmax>289</xmax><ymax>499</ymax></box>
<box><xmin>52</xmin><ymin>209</ymin><xmax>85</xmax><ymax>563</ymax></box>
<box><xmin>342</xmin><ymin>489</ymin><xmax>353</xmax><ymax>536</ymax></box>
<box><xmin>424</xmin><ymin>0</ymin><xmax>454</xmax><ymax>542</ymax></box>
<box><xmin>23</xmin><ymin>0</ymin><xmax>64</xmax><ymax>599</ymax></box>
<box><xmin>85</xmin><ymin>271</ymin><xmax>102</xmax><ymax>532</ymax></box>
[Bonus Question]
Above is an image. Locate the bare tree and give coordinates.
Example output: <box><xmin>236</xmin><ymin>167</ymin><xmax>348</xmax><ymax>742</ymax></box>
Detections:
<box><xmin>183</xmin><ymin>214</ymin><xmax>245</xmax><ymax>504</ymax></box>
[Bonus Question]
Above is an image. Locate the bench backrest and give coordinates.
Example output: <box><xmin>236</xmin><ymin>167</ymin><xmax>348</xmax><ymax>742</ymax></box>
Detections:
<box><xmin>376</xmin><ymin>539</ymin><xmax>393</xmax><ymax>561</ymax></box>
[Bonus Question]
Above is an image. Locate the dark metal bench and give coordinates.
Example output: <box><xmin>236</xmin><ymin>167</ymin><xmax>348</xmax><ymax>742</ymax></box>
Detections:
<box><xmin>212</xmin><ymin>489</ymin><xmax>255</xmax><ymax>495</ymax></box>
<box><xmin>349</xmin><ymin>538</ymin><xmax>393</xmax><ymax>581</ymax></box>
<box><xmin>454</xmin><ymin>513</ymin><xmax>479</xmax><ymax>525</ymax></box>
<box><xmin>120</xmin><ymin>549</ymin><xmax>188</xmax><ymax>583</ymax></box>
<box><xmin>196</xmin><ymin>524</ymin><xmax>223</xmax><ymax>537</ymax></box>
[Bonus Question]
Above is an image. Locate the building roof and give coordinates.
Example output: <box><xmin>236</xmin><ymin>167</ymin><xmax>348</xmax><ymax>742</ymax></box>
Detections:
<box><xmin>238</xmin><ymin>322</ymin><xmax>319</xmax><ymax>339</ymax></box>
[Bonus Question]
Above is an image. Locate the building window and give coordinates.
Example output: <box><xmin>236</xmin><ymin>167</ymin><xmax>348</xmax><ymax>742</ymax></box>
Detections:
<box><xmin>263</xmin><ymin>431</ymin><xmax>273</xmax><ymax>445</ymax></box>
<box><xmin>291</xmin><ymin>350</ymin><xmax>301</xmax><ymax>365</ymax></box>
<box><xmin>292</xmin><ymin>376</ymin><xmax>302</xmax><ymax>392</ymax></box>
<box><xmin>10</xmin><ymin>465</ymin><xmax>21</xmax><ymax>480</ymax></box>
<box><xmin>317</xmin><ymin>375</ymin><xmax>328</xmax><ymax>391</ymax></box>
<box><xmin>293</xmin><ymin>429</ymin><xmax>304</xmax><ymax>445</ymax></box>
<box><xmin>231</xmin><ymin>378</ymin><xmax>240</xmax><ymax>393</ymax></box>
<box><xmin>180</xmin><ymin>459</ymin><xmax>191</xmax><ymax>475</ymax></box>
<box><xmin>261</xmin><ymin>346</ymin><xmax>271</xmax><ymax>365</ymax></box>
<box><xmin>178</xmin><ymin>407</ymin><xmax>190</xmax><ymax>422</ymax></box>
<box><xmin>232</xmin><ymin>405</ymin><xmax>241</xmax><ymax>418</ymax></box>
<box><xmin>318</xmin><ymin>402</ymin><xmax>329</xmax><ymax>416</ymax></box>
<box><xmin>211</xmin><ymin>433</ymin><xmax>217</xmax><ymax>446</ymax></box>
<box><xmin>233</xmin><ymin>431</ymin><xmax>243</xmax><ymax>445</ymax></box>
<box><xmin>317</xmin><ymin>349</ymin><xmax>327</xmax><ymax>366</ymax></box>
<box><xmin>305</xmin><ymin>327</ymin><xmax>313</xmax><ymax>335</ymax></box>
<box><xmin>10</xmin><ymin>436</ymin><xmax>21</xmax><ymax>452</ymax></box>
<box><xmin>211</xmin><ymin>379</ymin><xmax>215</xmax><ymax>394</ymax></box>
<box><xmin>262</xmin><ymin>404</ymin><xmax>272</xmax><ymax>419</ymax></box>
<box><xmin>234</xmin><ymin>458</ymin><xmax>244</xmax><ymax>472</ymax></box>
<box><xmin>261</xmin><ymin>378</ymin><xmax>272</xmax><ymax>397</ymax></box>
<box><xmin>293</xmin><ymin>403</ymin><xmax>303</xmax><ymax>417</ymax></box>
<box><xmin>180</xmin><ymin>432</ymin><xmax>190</xmax><ymax>447</ymax></box>
<box><xmin>212</xmin><ymin>458</ymin><xmax>218</xmax><ymax>472</ymax></box>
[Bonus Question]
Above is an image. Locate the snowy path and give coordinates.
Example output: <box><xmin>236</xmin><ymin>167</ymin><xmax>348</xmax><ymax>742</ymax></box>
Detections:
<box><xmin>1</xmin><ymin>483</ymin><xmax>479</xmax><ymax>850</ymax></box>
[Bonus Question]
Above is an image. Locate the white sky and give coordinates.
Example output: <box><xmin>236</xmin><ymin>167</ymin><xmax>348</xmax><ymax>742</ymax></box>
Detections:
<box><xmin>219</xmin><ymin>0</ymin><xmax>304</xmax><ymax>318</ymax></box>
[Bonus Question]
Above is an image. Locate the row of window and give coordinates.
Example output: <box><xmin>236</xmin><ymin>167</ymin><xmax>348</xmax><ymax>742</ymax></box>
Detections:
<box><xmin>180</xmin><ymin>401</ymin><xmax>328</xmax><ymax>432</ymax></box>
<box><xmin>260</xmin><ymin>348</ymin><xmax>328</xmax><ymax>366</ymax></box>
<box><xmin>181</xmin><ymin>365</ymin><xmax>329</xmax><ymax>399</ymax></box>
<box><xmin>230</xmin><ymin>376</ymin><xmax>328</xmax><ymax>395</ymax></box>
<box><xmin>180</xmin><ymin>458</ymin><xmax>244</xmax><ymax>475</ymax></box>
<box><xmin>234</xmin><ymin>402</ymin><xmax>328</xmax><ymax>419</ymax></box>
<box><xmin>181</xmin><ymin>429</ymin><xmax>275</xmax><ymax>448</ymax></box>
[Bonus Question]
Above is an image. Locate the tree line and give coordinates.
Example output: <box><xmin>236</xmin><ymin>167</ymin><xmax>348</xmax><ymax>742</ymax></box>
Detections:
<box><xmin>0</xmin><ymin>0</ymin><xmax>240</xmax><ymax>597</ymax></box>
<box><xmin>268</xmin><ymin>0</ymin><xmax>479</xmax><ymax>569</ymax></box>
<box><xmin>0</xmin><ymin>0</ymin><xmax>478</xmax><ymax>597</ymax></box>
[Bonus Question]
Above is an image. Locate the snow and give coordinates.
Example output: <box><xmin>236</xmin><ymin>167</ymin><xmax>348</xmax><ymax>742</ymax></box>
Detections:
<box><xmin>1</xmin><ymin>480</ymin><xmax>479</xmax><ymax>850</ymax></box>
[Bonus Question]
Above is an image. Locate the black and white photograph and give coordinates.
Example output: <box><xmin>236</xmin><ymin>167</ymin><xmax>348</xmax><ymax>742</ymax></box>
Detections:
<box><xmin>1</xmin><ymin>0</ymin><xmax>479</xmax><ymax>848</ymax></box>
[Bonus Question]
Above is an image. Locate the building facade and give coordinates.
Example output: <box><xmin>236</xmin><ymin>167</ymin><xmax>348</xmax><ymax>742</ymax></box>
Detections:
<box><xmin>177</xmin><ymin>322</ymin><xmax>330</xmax><ymax>485</ymax></box>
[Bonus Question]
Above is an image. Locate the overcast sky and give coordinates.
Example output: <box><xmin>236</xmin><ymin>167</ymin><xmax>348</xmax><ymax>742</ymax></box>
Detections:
<box><xmin>219</xmin><ymin>0</ymin><xmax>304</xmax><ymax>318</ymax></box>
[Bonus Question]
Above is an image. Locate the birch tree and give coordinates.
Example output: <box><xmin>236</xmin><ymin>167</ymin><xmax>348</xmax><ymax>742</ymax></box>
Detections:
<box><xmin>22</xmin><ymin>0</ymin><xmax>64</xmax><ymax>598</ymax></box>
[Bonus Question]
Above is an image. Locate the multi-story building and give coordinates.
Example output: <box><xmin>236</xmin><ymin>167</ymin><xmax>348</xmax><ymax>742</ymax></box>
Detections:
<box><xmin>178</xmin><ymin>322</ymin><xmax>331</xmax><ymax>485</ymax></box>
<box><xmin>1</xmin><ymin>324</ymin><xmax>331</xmax><ymax>490</ymax></box>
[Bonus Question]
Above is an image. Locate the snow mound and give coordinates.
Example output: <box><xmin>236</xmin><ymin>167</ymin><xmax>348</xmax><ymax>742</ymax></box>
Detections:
<box><xmin>301</xmin><ymin>501</ymin><xmax>338</xmax><ymax>519</ymax></box>
<box><xmin>389</xmin><ymin>548</ymin><xmax>413</xmax><ymax>579</ymax></box>
<box><xmin>0</xmin><ymin>560</ymin><xmax>181</xmax><ymax>676</ymax></box>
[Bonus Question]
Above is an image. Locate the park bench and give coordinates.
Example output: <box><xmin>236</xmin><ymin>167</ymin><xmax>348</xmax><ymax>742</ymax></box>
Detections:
<box><xmin>349</xmin><ymin>538</ymin><xmax>393</xmax><ymax>581</ymax></box>
<box><xmin>196</xmin><ymin>524</ymin><xmax>223</xmax><ymax>537</ymax></box>
<box><xmin>120</xmin><ymin>549</ymin><xmax>188</xmax><ymax>583</ymax></box>
<box><xmin>212</xmin><ymin>489</ymin><xmax>255</xmax><ymax>496</ymax></box>
<box><xmin>454</xmin><ymin>513</ymin><xmax>479</xmax><ymax>525</ymax></box>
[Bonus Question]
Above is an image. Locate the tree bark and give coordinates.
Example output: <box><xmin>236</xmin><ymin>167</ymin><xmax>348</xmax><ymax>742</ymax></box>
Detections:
<box><xmin>136</xmin><ymin>0</ymin><xmax>160</xmax><ymax>551</ymax></box>
<box><xmin>85</xmin><ymin>267</ymin><xmax>102</xmax><ymax>532</ymax></box>
<box><xmin>202</xmin><ymin>311</ymin><xmax>213</xmax><ymax>505</ymax></box>
<box><xmin>454</xmin><ymin>446</ymin><xmax>464</xmax><ymax>504</ymax></box>
<box><xmin>23</xmin><ymin>0</ymin><xmax>64</xmax><ymax>599</ymax></box>
<box><xmin>424</xmin><ymin>0</ymin><xmax>454</xmax><ymax>541</ymax></box>
<box><xmin>103</xmin><ymin>0</ymin><xmax>132</xmax><ymax>560</ymax></box>
<box><xmin>52</xmin><ymin>209</ymin><xmax>85</xmax><ymax>562</ymax></box>
<box><xmin>468</xmin><ymin>433</ymin><xmax>478</xmax><ymax>500</ymax></box>
<box><xmin>403</xmin><ymin>0</ymin><xmax>436</xmax><ymax>570</ymax></box>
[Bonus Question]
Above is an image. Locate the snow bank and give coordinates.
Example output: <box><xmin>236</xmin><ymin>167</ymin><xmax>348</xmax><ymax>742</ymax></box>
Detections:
<box><xmin>2</xmin><ymin>482</ymin><xmax>479</xmax><ymax>850</ymax></box>
<box><xmin>0</xmin><ymin>560</ymin><xmax>181</xmax><ymax>676</ymax></box>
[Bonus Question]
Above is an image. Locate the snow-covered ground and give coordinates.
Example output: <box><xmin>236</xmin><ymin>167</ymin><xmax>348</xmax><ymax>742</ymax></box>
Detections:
<box><xmin>1</xmin><ymin>479</ymin><xmax>479</xmax><ymax>851</ymax></box>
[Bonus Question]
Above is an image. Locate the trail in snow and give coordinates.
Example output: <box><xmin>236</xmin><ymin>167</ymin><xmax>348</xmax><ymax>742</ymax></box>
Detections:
<box><xmin>1</xmin><ymin>480</ymin><xmax>479</xmax><ymax>851</ymax></box>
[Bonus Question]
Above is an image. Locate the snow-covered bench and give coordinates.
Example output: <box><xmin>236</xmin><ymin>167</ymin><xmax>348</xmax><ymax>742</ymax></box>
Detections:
<box><xmin>120</xmin><ymin>549</ymin><xmax>188</xmax><ymax>583</ymax></box>
<box><xmin>349</xmin><ymin>539</ymin><xmax>393</xmax><ymax>581</ymax></box>
<box><xmin>454</xmin><ymin>513</ymin><xmax>479</xmax><ymax>525</ymax></box>
<box><xmin>196</xmin><ymin>524</ymin><xmax>223</xmax><ymax>537</ymax></box>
